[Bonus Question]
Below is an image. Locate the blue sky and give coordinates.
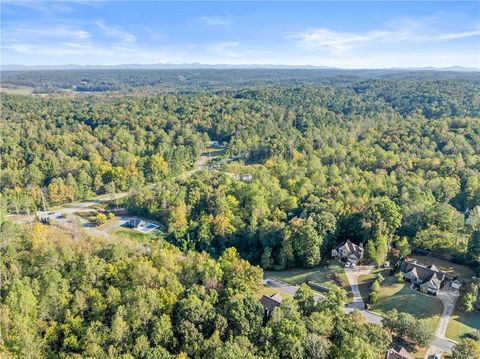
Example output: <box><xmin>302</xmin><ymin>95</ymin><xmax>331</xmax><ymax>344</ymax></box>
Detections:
<box><xmin>1</xmin><ymin>1</ymin><xmax>479</xmax><ymax>68</ymax></box>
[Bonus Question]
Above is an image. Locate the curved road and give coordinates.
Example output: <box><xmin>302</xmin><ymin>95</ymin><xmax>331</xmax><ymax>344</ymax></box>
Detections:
<box><xmin>263</xmin><ymin>276</ymin><xmax>383</xmax><ymax>325</ymax></box>
<box><xmin>264</xmin><ymin>269</ymin><xmax>457</xmax><ymax>357</ymax></box>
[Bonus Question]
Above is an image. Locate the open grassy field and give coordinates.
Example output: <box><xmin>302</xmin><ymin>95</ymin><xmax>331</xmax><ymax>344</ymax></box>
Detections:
<box><xmin>372</xmin><ymin>276</ymin><xmax>443</xmax><ymax>329</ymax></box>
<box><xmin>265</xmin><ymin>263</ymin><xmax>352</xmax><ymax>298</ymax></box>
<box><xmin>412</xmin><ymin>255</ymin><xmax>475</xmax><ymax>279</ymax></box>
<box><xmin>0</xmin><ymin>86</ymin><xmax>34</xmax><ymax>95</ymax></box>
<box><xmin>446</xmin><ymin>309</ymin><xmax>480</xmax><ymax>341</ymax></box>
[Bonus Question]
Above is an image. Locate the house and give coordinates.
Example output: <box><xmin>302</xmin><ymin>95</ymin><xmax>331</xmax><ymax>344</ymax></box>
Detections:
<box><xmin>239</xmin><ymin>174</ymin><xmax>253</xmax><ymax>182</ymax></box>
<box><xmin>260</xmin><ymin>293</ymin><xmax>282</xmax><ymax>318</ymax></box>
<box><xmin>127</xmin><ymin>218</ymin><xmax>146</xmax><ymax>229</ymax></box>
<box><xmin>210</xmin><ymin>140</ymin><xmax>220</xmax><ymax>148</ymax></box>
<box><xmin>331</xmin><ymin>240</ymin><xmax>364</xmax><ymax>266</ymax></box>
<box><xmin>385</xmin><ymin>346</ymin><xmax>413</xmax><ymax>359</ymax></box>
<box><xmin>399</xmin><ymin>261</ymin><xmax>446</xmax><ymax>295</ymax></box>
<box><xmin>451</xmin><ymin>277</ymin><xmax>462</xmax><ymax>290</ymax></box>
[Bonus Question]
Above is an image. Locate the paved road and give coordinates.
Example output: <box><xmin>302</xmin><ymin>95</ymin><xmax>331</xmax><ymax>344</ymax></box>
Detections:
<box><xmin>265</xmin><ymin>270</ymin><xmax>457</xmax><ymax>357</ymax></box>
<box><xmin>9</xmin><ymin>151</ymin><xmax>214</xmax><ymax>233</ymax></box>
<box><xmin>263</xmin><ymin>276</ymin><xmax>383</xmax><ymax>325</ymax></box>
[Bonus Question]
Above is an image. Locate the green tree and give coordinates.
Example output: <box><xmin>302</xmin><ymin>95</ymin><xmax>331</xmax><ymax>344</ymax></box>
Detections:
<box><xmin>294</xmin><ymin>283</ymin><xmax>317</xmax><ymax>316</ymax></box>
<box><xmin>451</xmin><ymin>338</ymin><xmax>480</xmax><ymax>359</ymax></box>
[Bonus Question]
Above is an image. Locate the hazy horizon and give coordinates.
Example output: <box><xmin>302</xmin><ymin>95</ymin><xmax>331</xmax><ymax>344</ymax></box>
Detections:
<box><xmin>1</xmin><ymin>1</ymin><xmax>479</xmax><ymax>69</ymax></box>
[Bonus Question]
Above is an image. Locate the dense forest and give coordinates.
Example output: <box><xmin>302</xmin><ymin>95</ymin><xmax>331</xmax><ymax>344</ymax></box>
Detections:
<box><xmin>1</xmin><ymin>71</ymin><xmax>480</xmax><ymax>268</ymax></box>
<box><xmin>0</xmin><ymin>222</ymin><xmax>403</xmax><ymax>358</ymax></box>
<box><xmin>1</xmin><ymin>70</ymin><xmax>480</xmax><ymax>357</ymax></box>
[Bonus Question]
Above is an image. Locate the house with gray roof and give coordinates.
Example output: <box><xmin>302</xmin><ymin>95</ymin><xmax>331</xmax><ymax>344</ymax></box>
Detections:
<box><xmin>331</xmin><ymin>240</ymin><xmax>364</xmax><ymax>266</ymax></box>
<box><xmin>399</xmin><ymin>260</ymin><xmax>446</xmax><ymax>296</ymax></box>
<box><xmin>385</xmin><ymin>346</ymin><xmax>413</xmax><ymax>359</ymax></box>
<box><xmin>260</xmin><ymin>293</ymin><xmax>283</xmax><ymax>318</ymax></box>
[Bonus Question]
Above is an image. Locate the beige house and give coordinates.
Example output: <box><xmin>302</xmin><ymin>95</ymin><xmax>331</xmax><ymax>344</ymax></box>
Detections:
<box><xmin>399</xmin><ymin>261</ymin><xmax>446</xmax><ymax>296</ymax></box>
<box><xmin>331</xmin><ymin>240</ymin><xmax>364</xmax><ymax>266</ymax></box>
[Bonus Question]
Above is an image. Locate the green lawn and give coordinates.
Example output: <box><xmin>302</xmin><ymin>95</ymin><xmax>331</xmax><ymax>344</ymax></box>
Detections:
<box><xmin>412</xmin><ymin>255</ymin><xmax>475</xmax><ymax>279</ymax></box>
<box><xmin>357</xmin><ymin>268</ymin><xmax>390</xmax><ymax>303</ymax></box>
<box><xmin>446</xmin><ymin>309</ymin><xmax>480</xmax><ymax>341</ymax></box>
<box><xmin>372</xmin><ymin>276</ymin><xmax>443</xmax><ymax>329</ymax></box>
<box><xmin>113</xmin><ymin>228</ymin><xmax>159</xmax><ymax>242</ymax></box>
<box><xmin>265</xmin><ymin>263</ymin><xmax>352</xmax><ymax>299</ymax></box>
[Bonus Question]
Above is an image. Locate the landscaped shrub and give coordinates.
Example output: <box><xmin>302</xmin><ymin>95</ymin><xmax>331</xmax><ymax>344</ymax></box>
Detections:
<box><xmin>95</xmin><ymin>213</ymin><xmax>107</xmax><ymax>226</ymax></box>
<box><xmin>371</xmin><ymin>280</ymin><xmax>380</xmax><ymax>292</ymax></box>
<box><xmin>395</xmin><ymin>272</ymin><xmax>404</xmax><ymax>283</ymax></box>
<box><xmin>375</xmin><ymin>272</ymin><xmax>385</xmax><ymax>283</ymax></box>
<box><xmin>369</xmin><ymin>291</ymin><xmax>379</xmax><ymax>305</ymax></box>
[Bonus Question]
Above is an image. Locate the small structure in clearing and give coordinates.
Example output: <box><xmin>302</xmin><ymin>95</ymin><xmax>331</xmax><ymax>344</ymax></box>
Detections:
<box><xmin>260</xmin><ymin>293</ymin><xmax>283</xmax><ymax>319</ymax></box>
<box><xmin>126</xmin><ymin>218</ymin><xmax>159</xmax><ymax>234</ymax></box>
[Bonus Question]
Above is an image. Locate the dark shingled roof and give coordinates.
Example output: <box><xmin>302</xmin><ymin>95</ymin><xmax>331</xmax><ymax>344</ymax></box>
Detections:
<box><xmin>260</xmin><ymin>293</ymin><xmax>283</xmax><ymax>312</ymax></box>
<box><xmin>385</xmin><ymin>346</ymin><xmax>414</xmax><ymax>359</ymax></box>
<box><xmin>399</xmin><ymin>261</ymin><xmax>445</xmax><ymax>289</ymax></box>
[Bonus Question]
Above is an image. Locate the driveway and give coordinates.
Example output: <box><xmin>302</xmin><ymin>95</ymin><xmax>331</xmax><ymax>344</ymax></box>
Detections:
<box><xmin>344</xmin><ymin>266</ymin><xmax>374</xmax><ymax>309</ymax></box>
<box><xmin>425</xmin><ymin>285</ymin><xmax>459</xmax><ymax>358</ymax></box>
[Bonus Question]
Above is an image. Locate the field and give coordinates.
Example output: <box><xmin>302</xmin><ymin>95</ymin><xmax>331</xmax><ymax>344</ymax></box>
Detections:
<box><xmin>446</xmin><ymin>309</ymin><xmax>480</xmax><ymax>341</ymax></box>
<box><xmin>265</xmin><ymin>263</ymin><xmax>352</xmax><ymax>298</ymax></box>
<box><xmin>411</xmin><ymin>255</ymin><xmax>475</xmax><ymax>279</ymax></box>
<box><xmin>371</xmin><ymin>276</ymin><xmax>443</xmax><ymax>329</ymax></box>
<box><xmin>0</xmin><ymin>86</ymin><xmax>34</xmax><ymax>95</ymax></box>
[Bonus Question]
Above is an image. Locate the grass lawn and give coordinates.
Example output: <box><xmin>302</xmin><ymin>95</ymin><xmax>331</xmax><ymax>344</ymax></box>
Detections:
<box><xmin>411</xmin><ymin>347</ymin><xmax>429</xmax><ymax>359</ymax></box>
<box><xmin>372</xmin><ymin>276</ymin><xmax>443</xmax><ymax>329</ymax></box>
<box><xmin>446</xmin><ymin>309</ymin><xmax>480</xmax><ymax>341</ymax></box>
<box><xmin>265</xmin><ymin>263</ymin><xmax>352</xmax><ymax>299</ymax></box>
<box><xmin>113</xmin><ymin>228</ymin><xmax>158</xmax><ymax>242</ymax></box>
<box><xmin>357</xmin><ymin>268</ymin><xmax>390</xmax><ymax>303</ymax></box>
<box><xmin>412</xmin><ymin>255</ymin><xmax>475</xmax><ymax>279</ymax></box>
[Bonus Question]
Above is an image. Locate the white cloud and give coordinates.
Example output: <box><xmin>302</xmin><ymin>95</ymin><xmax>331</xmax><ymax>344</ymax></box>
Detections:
<box><xmin>95</xmin><ymin>20</ymin><xmax>137</xmax><ymax>42</ymax></box>
<box><xmin>2</xmin><ymin>41</ymin><xmax>186</xmax><ymax>65</ymax></box>
<box><xmin>4</xmin><ymin>25</ymin><xmax>91</xmax><ymax>42</ymax></box>
<box><xmin>292</xmin><ymin>25</ymin><xmax>480</xmax><ymax>53</ymax></box>
<box><xmin>197</xmin><ymin>15</ymin><xmax>231</xmax><ymax>26</ymax></box>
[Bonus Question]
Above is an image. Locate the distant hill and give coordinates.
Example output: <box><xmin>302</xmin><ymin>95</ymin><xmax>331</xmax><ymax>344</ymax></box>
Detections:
<box><xmin>1</xmin><ymin>63</ymin><xmax>478</xmax><ymax>72</ymax></box>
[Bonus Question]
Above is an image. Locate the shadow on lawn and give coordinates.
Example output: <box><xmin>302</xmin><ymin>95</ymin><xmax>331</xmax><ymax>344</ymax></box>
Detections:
<box><xmin>375</xmin><ymin>288</ymin><xmax>442</xmax><ymax>320</ymax></box>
